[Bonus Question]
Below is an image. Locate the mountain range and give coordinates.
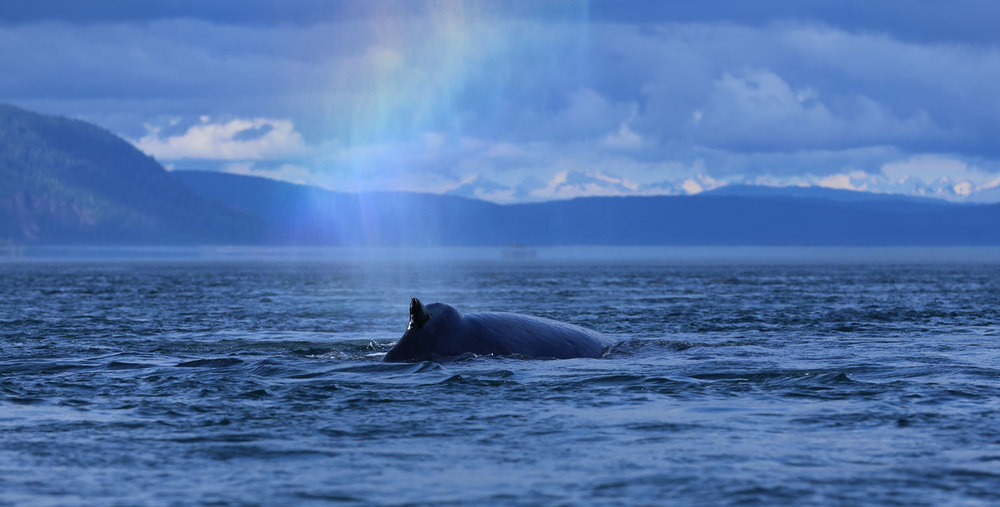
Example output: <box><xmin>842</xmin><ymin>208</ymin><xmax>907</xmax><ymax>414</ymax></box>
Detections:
<box><xmin>175</xmin><ymin>171</ymin><xmax>1000</xmax><ymax>246</ymax></box>
<box><xmin>2</xmin><ymin>103</ymin><xmax>999</xmax><ymax>246</ymax></box>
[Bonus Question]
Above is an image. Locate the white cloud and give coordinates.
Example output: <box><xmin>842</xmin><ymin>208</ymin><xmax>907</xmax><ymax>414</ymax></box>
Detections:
<box><xmin>601</xmin><ymin>121</ymin><xmax>643</xmax><ymax>150</ymax></box>
<box><xmin>484</xmin><ymin>142</ymin><xmax>527</xmax><ymax>159</ymax></box>
<box><xmin>135</xmin><ymin>117</ymin><xmax>306</xmax><ymax>160</ymax></box>
<box><xmin>691</xmin><ymin>68</ymin><xmax>941</xmax><ymax>150</ymax></box>
<box><xmin>423</xmin><ymin>132</ymin><xmax>446</xmax><ymax>150</ymax></box>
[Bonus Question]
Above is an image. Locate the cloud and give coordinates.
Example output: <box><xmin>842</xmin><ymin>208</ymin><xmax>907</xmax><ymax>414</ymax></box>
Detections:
<box><xmin>601</xmin><ymin>123</ymin><xmax>642</xmax><ymax>149</ymax></box>
<box><xmin>9</xmin><ymin>16</ymin><xmax>997</xmax><ymax>155</ymax></box>
<box><xmin>135</xmin><ymin>117</ymin><xmax>306</xmax><ymax>160</ymax></box>
<box><xmin>5</xmin><ymin>7</ymin><xmax>1000</xmax><ymax>203</ymax></box>
<box><xmin>689</xmin><ymin>68</ymin><xmax>943</xmax><ymax>151</ymax></box>
<box><xmin>601</xmin><ymin>109</ymin><xmax>644</xmax><ymax>150</ymax></box>
<box><xmin>549</xmin><ymin>89</ymin><xmax>634</xmax><ymax>140</ymax></box>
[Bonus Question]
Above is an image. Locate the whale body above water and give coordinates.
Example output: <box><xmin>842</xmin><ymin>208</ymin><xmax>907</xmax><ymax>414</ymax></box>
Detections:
<box><xmin>383</xmin><ymin>298</ymin><xmax>611</xmax><ymax>362</ymax></box>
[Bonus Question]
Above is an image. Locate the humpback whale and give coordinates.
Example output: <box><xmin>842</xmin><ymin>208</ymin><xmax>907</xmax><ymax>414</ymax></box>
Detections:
<box><xmin>383</xmin><ymin>298</ymin><xmax>611</xmax><ymax>362</ymax></box>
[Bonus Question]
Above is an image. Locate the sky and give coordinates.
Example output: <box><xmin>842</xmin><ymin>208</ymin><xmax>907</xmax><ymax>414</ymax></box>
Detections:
<box><xmin>3</xmin><ymin>0</ymin><xmax>1000</xmax><ymax>203</ymax></box>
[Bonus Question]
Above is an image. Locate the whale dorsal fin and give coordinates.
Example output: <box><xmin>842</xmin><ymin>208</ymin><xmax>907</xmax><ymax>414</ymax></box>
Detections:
<box><xmin>409</xmin><ymin>298</ymin><xmax>431</xmax><ymax>330</ymax></box>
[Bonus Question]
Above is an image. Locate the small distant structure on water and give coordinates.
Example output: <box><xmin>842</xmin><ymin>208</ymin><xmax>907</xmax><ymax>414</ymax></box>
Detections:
<box><xmin>0</xmin><ymin>240</ymin><xmax>25</xmax><ymax>259</ymax></box>
<box><xmin>500</xmin><ymin>243</ymin><xmax>537</xmax><ymax>259</ymax></box>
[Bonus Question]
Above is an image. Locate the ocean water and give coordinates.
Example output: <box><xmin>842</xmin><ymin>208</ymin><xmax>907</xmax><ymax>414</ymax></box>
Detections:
<box><xmin>2</xmin><ymin>248</ymin><xmax>999</xmax><ymax>505</ymax></box>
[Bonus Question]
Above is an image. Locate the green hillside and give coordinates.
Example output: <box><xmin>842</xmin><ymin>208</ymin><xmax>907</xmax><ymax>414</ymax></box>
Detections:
<box><xmin>0</xmin><ymin>104</ymin><xmax>262</xmax><ymax>244</ymax></box>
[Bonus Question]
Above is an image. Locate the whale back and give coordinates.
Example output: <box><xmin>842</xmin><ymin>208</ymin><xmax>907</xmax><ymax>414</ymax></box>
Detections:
<box><xmin>462</xmin><ymin>312</ymin><xmax>609</xmax><ymax>359</ymax></box>
<box><xmin>383</xmin><ymin>299</ymin><xmax>609</xmax><ymax>362</ymax></box>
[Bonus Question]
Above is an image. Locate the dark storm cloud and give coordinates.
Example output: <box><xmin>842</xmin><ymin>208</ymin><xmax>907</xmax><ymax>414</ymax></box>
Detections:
<box><xmin>590</xmin><ymin>0</ymin><xmax>1000</xmax><ymax>45</ymax></box>
<box><xmin>0</xmin><ymin>0</ymin><xmax>570</xmax><ymax>26</ymax></box>
<box><xmin>7</xmin><ymin>0</ymin><xmax>997</xmax><ymax>46</ymax></box>
<box><xmin>0</xmin><ymin>0</ymin><xmax>382</xmax><ymax>25</ymax></box>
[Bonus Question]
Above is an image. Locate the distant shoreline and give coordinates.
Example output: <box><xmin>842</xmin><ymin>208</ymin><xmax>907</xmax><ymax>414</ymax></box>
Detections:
<box><xmin>4</xmin><ymin>245</ymin><xmax>1000</xmax><ymax>264</ymax></box>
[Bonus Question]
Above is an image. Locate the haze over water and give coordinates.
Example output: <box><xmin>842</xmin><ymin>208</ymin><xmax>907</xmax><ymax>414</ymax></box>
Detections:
<box><xmin>2</xmin><ymin>248</ymin><xmax>999</xmax><ymax>504</ymax></box>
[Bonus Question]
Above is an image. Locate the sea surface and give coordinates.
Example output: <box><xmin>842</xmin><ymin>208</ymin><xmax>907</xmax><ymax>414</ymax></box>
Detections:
<box><xmin>2</xmin><ymin>247</ymin><xmax>1000</xmax><ymax>505</ymax></box>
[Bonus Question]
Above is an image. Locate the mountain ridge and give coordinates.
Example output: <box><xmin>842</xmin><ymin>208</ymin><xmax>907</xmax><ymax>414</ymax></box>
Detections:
<box><xmin>0</xmin><ymin>103</ymin><xmax>264</xmax><ymax>244</ymax></box>
<box><xmin>175</xmin><ymin>170</ymin><xmax>1000</xmax><ymax>246</ymax></box>
<box><xmin>2</xmin><ymin>102</ymin><xmax>997</xmax><ymax>247</ymax></box>
<box><xmin>700</xmin><ymin>184</ymin><xmax>956</xmax><ymax>205</ymax></box>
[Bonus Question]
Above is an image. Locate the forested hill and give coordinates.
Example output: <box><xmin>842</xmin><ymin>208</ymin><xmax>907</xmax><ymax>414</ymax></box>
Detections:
<box><xmin>0</xmin><ymin>103</ymin><xmax>263</xmax><ymax>244</ymax></box>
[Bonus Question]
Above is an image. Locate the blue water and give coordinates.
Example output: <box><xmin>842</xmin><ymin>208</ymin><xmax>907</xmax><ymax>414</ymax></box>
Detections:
<box><xmin>2</xmin><ymin>248</ymin><xmax>1000</xmax><ymax>505</ymax></box>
